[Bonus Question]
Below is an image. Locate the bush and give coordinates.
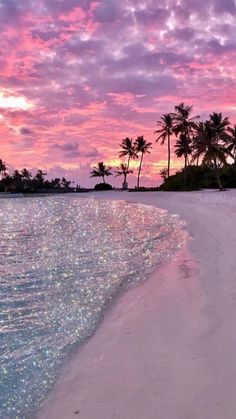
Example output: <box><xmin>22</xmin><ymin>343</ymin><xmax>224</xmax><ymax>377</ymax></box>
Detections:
<box><xmin>160</xmin><ymin>165</ymin><xmax>217</xmax><ymax>191</ymax></box>
<box><xmin>94</xmin><ymin>183</ymin><xmax>113</xmax><ymax>191</ymax></box>
<box><xmin>159</xmin><ymin>164</ymin><xmax>236</xmax><ymax>191</ymax></box>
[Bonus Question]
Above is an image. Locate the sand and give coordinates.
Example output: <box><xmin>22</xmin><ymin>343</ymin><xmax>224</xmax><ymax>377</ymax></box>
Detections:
<box><xmin>37</xmin><ymin>190</ymin><xmax>236</xmax><ymax>419</ymax></box>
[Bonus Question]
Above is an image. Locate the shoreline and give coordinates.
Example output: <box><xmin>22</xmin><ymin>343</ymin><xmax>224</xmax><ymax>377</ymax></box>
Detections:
<box><xmin>38</xmin><ymin>190</ymin><xmax>236</xmax><ymax>419</ymax></box>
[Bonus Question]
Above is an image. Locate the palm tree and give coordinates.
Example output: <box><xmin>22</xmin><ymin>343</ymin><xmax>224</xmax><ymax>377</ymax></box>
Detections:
<box><xmin>119</xmin><ymin>137</ymin><xmax>138</xmax><ymax>171</ymax></box>
<box><xmin>12</xmin><ymin>170</ymin><xmax>23</xmax><ymax>190</ymax></box>
<box><xmin>154</xmin><ymin>113</ymin><xmax>174</xmax><ymax>178</ymax></box>
<box><xmin>227</xmin><ymin>125</ymin><xmax>236</xmax><ymax>165</ymax></box>
<box><xmin>61</xmin><ymin>177</ymin><xmax>71</xmax><ymax>189</ymax></box>
<box><xmin>172</xmin><ymin>102</ymin><xmax>199</xmax><ymax>188</ymax></box>
<box><xmin>192</xmin><ymin>121</ymin><xmax>228</xmax><ymax>190</ymax></box>
<box><xmin>21</xmin><ymin>168</ymin><xmax>32</xmax><ymax>189</ymax></box>
<box><xmin>173</xmin><ymin>102</ymin><xmax>199</xmax><ymax>138</ymax></box>
<box><xmin>175</xmin><ymin>134</ymin><xmax>192</xmax><ymax>187</ymax></box>
<box><xmin>115</xmin><ymin>163</ymin><xmax>133</xmax><ymax>189</ymax></box>
<box><xmin>34</xmin><ymin>170</ymin><xmax>47</xmax><ymax>188</ymax></box>
<box><xmin>134</xmin><ymin>136</ymin><xmax>152</xmax><ymax>189</ymax></box>
<box><xmin>209</xmin><ymin>112</ymin><xmax>230</xmax><ymax>142</ymax></box>
<box><xmin>0</xmin><ymin>159</ymin><xmax>7</xmax><ymax>179</ymax></box>
<box><xmin>90</xmin><ymin>162</ymin><xmax>112</xmax><ymax>184</ymax></box>
<box><xmin>21</xmin><ymin>168</ymin><xmax>32</xmax><ymax>180</ymax></box>
<box><xmin>51</xmin><ymin>178</ymin><xmax>61</xmax><ymax>188</ymax></box>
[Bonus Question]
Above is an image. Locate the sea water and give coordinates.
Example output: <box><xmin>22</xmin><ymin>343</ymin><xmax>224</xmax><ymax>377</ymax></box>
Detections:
<box><xmin>0</xmin><ymin>196</ymin><xmax>186</xmax><ymax>418</ymax></box>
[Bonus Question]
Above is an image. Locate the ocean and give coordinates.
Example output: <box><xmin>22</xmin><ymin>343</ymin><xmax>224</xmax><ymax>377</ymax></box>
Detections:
<box><xmin>0</xmin><ymin>196</ymin><xmax>186</xmax><ymax>418</ymax></box>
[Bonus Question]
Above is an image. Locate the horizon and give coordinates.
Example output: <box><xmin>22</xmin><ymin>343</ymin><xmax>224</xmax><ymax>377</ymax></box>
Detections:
<box><xmin>0</xmin><ymin>0</ymin><xmax>236</xmax><ymax>187</ymax></box>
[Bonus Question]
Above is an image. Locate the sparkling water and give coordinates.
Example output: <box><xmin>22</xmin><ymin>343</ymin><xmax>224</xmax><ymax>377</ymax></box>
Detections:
<box><xmin>0</xmin><ymin>196</ymin><xmax>186</xmax><ymax>418</ymax></box>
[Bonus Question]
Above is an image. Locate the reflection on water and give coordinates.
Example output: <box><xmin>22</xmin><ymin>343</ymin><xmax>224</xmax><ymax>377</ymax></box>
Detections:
<box><xmin>0</xmin><ymin>196</ymin><xmax>186</xmax><ymax>418</ymax></box>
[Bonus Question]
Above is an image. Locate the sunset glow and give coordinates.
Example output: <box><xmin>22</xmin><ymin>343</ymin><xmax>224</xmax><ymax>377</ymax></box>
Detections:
<box><xmin>1</xmin><ymin>0</ymin><xmax>236</xmax><ymax>186</ymax></box>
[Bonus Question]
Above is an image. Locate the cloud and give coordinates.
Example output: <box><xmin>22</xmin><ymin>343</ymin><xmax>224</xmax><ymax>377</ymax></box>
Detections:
<box><xmin>52</xmin><ymin>142</ymin><xmax>81</xmax><ymax>157</ymax></box>
<box><xmin>20</xmin><ymin>127</ymin><xmax>33</xmax><ymax>135</ymax></box>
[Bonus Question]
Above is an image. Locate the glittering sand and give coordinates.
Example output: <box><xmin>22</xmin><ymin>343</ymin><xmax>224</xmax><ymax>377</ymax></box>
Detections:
<box><xmin>38</xmin><ymin>190</ymin><xmax>236</xmax><ymax>419</ymax></box>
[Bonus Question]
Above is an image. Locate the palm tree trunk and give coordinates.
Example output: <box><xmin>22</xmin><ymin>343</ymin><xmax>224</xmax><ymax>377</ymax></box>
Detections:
<box><xmin>213</xmin><ymin>156</ymin><xmax>223</xmax><ymax>191</ymax></box>
<box><xmin>102</xmin><ymin>175</ymin><xmax>105</xmax><ymax>184</ymax></box>
<box><xmin>137</xmin><ymin>153</ymin><xmax>144</xmax><ymax>189</ymax></box>
<box><xmin>127</xmin><ymin>155</ymin><xmax>131</xmax><ymax>171</ymax></box>
<box><xmin>184</xmin><ymin>154</ymin><xmax>187</xmax><ymax>189</ymax></box>
<box><xmin>167</xmin><ymin>132</ymin><xmax>170</xmax><ymax>178</ymax></box>
<box><xmin>126</xmin><ymin>155</ymin><xmax>131</xmax><ymax>189</ymax></box>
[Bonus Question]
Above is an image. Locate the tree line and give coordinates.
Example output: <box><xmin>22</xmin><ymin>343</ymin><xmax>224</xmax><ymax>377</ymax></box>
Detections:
<box><xmin>0</xmin><ymin>164</ymin><xmax>73</xmax><ymax>193</ymax></box>
<box><xmin>90</xmin><ymin>102</ymin><xmax>236</xmax><ymax>191</ymax></box>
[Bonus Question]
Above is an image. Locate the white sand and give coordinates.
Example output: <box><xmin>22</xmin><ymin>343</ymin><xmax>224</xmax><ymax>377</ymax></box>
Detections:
<box><xmin>38</xmin><ymin>190</ymin><xmax>236</xmax><ymax>419</ymax></box>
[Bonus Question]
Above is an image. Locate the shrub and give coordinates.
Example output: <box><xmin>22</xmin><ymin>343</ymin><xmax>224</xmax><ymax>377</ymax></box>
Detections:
<box><xmin>94</xmin><ymin>183</ymin><xmax>113</xmax><ymax>191</ymax></box>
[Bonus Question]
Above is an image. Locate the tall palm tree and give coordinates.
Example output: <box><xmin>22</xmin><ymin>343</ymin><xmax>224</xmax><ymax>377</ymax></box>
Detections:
<box><xmin>90</xmin><ymin>162</ymin><xmax>112</xmax><ymax>184</ymax></box>
<box><xmin>192</xmin><ymin>120</ymin><xmax>228</xmax><ymax>190</ymax></box>
<box><xmin>134</xmin><ymin>136</ymin><xmax>152</xmax><ymax>189</ymax></box>
<box><xmin>115</xmin><ymin>163</ymin><xmax>133</xmax><ymax>189</ymax></box>
<box><xmin>209</xmin><ymin>112</ymin><xmax>230</xmax><ymax>142</ymax></box>
<box><xmin>175</xmin><ymin>134</ymin><xmax>192</xmax><ymax>187</ymax></box>
<box><xmin>227</xmin><ymin>125</ymin><xmax>236</xmax><ymax>165</ymax></box>
<box><xmin>119</xmin><ymin>137</ymin><xmax>138</xmax><ymax>171</ymax></box>
<box><xmin>172</xmin><ymin>102</ymin><xmax>199</xmax><ymax>187</ymax></box>
<box><xmin>154</xmin><ymin>113</ymin><xmax>174</xmax><ymax>178</ymax></box>
<box><xmin>0</xmin><ymin>159</ymin><xmax>7</xmax><ymax>179</ymax></box>
<box><xmin>173</xmin><ymin>102</ymin><xmax>199</xmax><ymax>138</ymax></box>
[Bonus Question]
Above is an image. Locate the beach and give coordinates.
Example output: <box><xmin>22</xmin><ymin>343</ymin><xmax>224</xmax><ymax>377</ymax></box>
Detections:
<box><xmin>37</xmin><ymin>190</ymin><xmax>236</xmax><ymax>419</ymax></box>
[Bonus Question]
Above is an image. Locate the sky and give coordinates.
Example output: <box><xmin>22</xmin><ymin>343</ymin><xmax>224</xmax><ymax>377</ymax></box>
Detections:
<box><xmin>0</xmin><ymin>0</ymin><xmax>236</xmax><ymax>187</ymax></box>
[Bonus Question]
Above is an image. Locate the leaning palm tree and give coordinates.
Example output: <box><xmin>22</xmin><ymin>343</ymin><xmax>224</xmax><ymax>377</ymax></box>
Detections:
<box><xmin>119</xmin><ymin>137</ymin><xmax>138</xmax><ymax>171</ymax></box>
<box><xmin>134</xmin><ymin>136</ymin><xmax>152</xmax><ymax>189</ymax></box>
<box><xmin>154</xmin><ymin>113</ymin><xmax>174</xmax><ymax>178</ymax></box>
<box><xmin>90</xmin><ymin>162</ymin><xmax>112</xmax><ymax>184</ymax></box>
<box><xmin>227</xmin><ymin>125</ymin><xmax>236</xmax><ymax>165</ymax></box>
<box><xmin>0</xmin><ymin>159</ymin><xmax>7</xmax><ymax>180</ymax></box>
<box><xmin>115</xmin><ymin>163</ymin><xmax>133</xmax><ymax>189</ymax></box>
<box><xmin>192</xmin><ymin>120</ymin><xmax>228</xmax><ymax>190</ymax></box>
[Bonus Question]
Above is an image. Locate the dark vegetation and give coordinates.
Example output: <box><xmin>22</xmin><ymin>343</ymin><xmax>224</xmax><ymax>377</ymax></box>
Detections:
<box><xmin>90</xmin><ymin>103</ymin><xmax>236</xmax><ymax>191</ymax></box>
<box><xmin>0</xmin><ymin>165</ymin><xmax>82</xmax><ymax>193</ymax></box>
<box><xmin>94</xmin><ymin>183</ymin><xmax>113</xmax><ymax>191</ymax></box>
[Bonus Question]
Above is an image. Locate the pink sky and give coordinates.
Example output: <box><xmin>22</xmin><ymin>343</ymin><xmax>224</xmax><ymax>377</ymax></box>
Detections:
<box><xmin>0</xmin><ymin>0</ymin><xmax>236</xmax><ymax>187</ymax></box>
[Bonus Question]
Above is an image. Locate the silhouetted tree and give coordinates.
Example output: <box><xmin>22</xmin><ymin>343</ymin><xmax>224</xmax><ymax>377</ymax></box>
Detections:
<box><xmin>134</xmin><ymin>136</ymin><xmax>152</xmax><ymax>189</ymax></box>
<box><xmin>115</xmin><ymin>163</ymin><xmax>133</xmax><ymax>189</ymax></box>
<box><xmin>90</xmin><ymin>162</ymin><xmax>113</xmax><ymax>184</ymax></box>
<box><xmin>154</xmin><ymin>113</ymin><xmax>174</xmax><ymax>178</ymax></box>
<box><xmin>0</xmin><ymin>159</ymin><xmax>7</xmax><ymax>180</ymax></box>
<box><xmin>119</xmin><ymin>137</ymin><xmax>138</xmax><ymax>172</ymax></box>
<box><xmin>227</xmin><ymin>125</ymin><xmax>236</xmax><ymax>165</ymax></box>
<box><xmin>192</xmin><ymin>120</ymin><xmax>228</xmax><ymax>190</ymax></box>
